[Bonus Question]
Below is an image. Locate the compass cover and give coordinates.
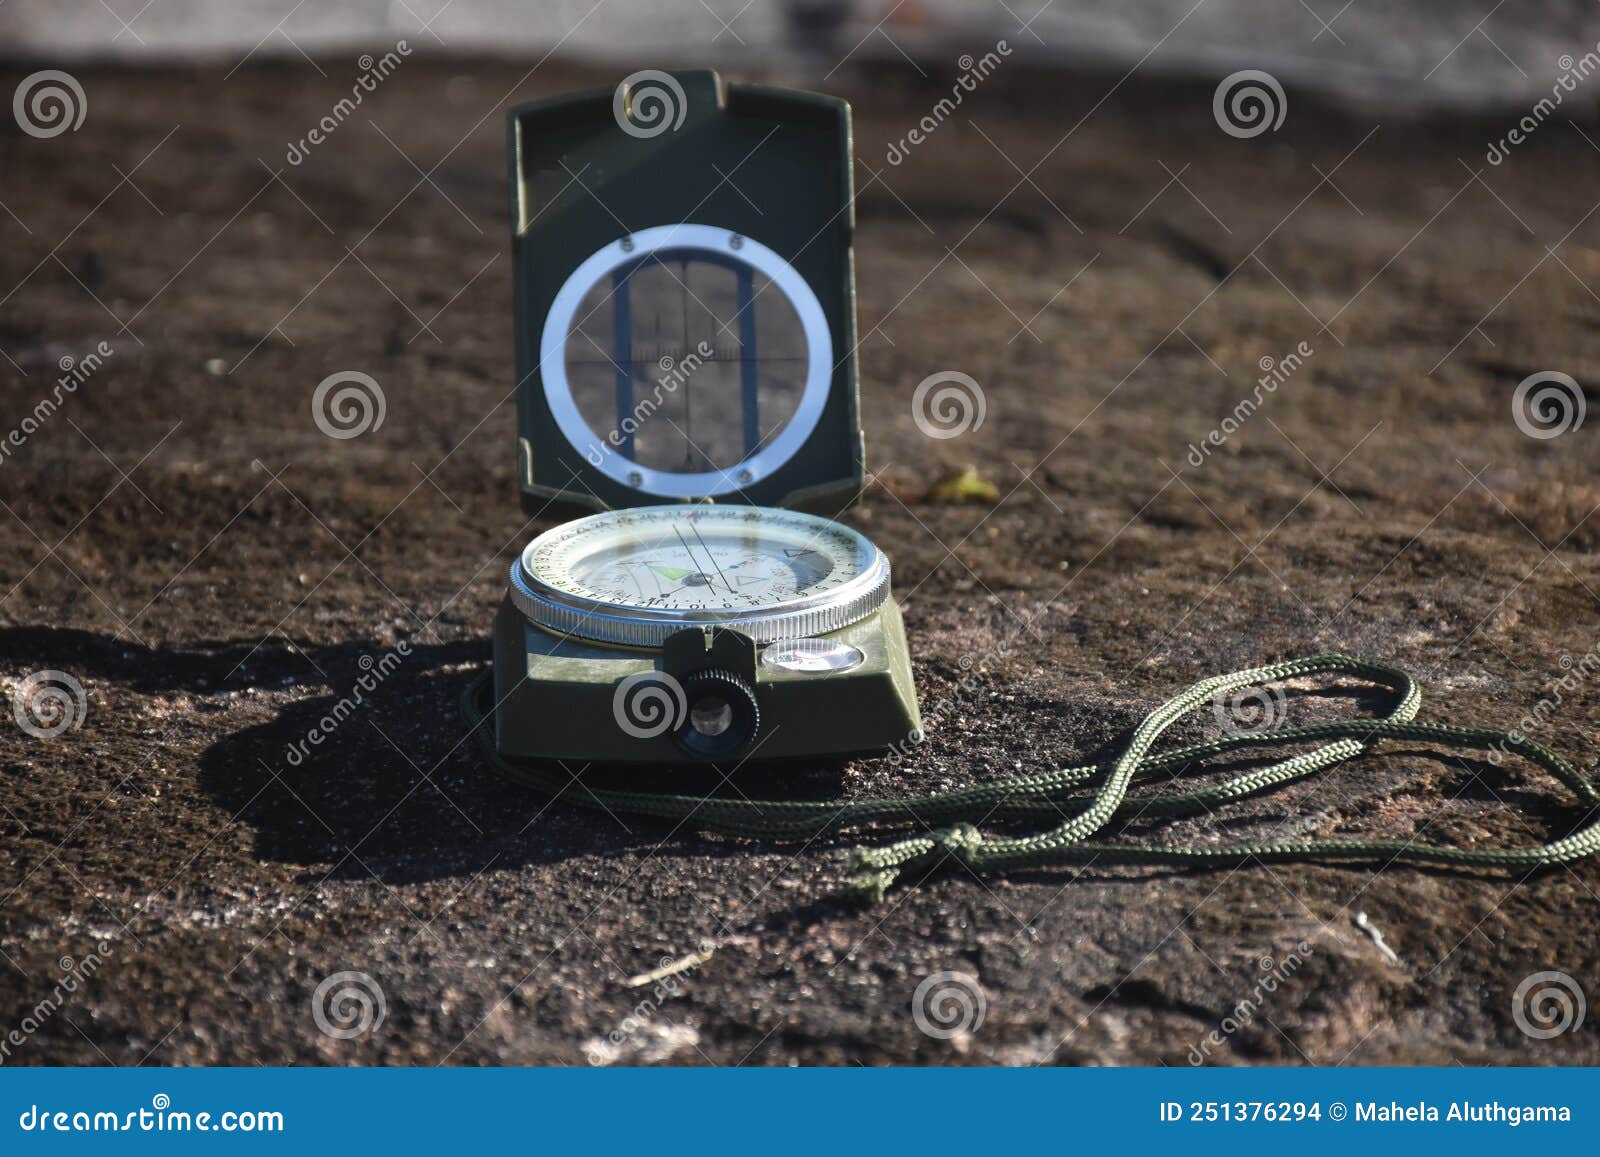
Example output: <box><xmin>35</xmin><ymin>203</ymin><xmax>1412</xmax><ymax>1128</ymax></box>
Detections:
<box><xmin>507</xmin><ymin>70</ymin><xmax>864</xmax><ymax>516</ymax></box>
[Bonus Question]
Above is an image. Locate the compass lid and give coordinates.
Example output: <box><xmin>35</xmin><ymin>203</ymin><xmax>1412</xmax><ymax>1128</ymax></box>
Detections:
<box><xmin>508</xmin><ymin>70</ymin><xmax>864</xmax><ymax>516</ymax></box>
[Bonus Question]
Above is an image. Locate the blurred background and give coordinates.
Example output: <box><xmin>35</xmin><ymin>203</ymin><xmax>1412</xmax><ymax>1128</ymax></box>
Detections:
<box><xmin>5</xmin><ymin>0</ymin><xmax>1599</xmax><ymax>110</ymax></box>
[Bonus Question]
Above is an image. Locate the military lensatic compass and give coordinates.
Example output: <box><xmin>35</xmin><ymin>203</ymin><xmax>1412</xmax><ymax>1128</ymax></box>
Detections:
<box><xmin>489</xmin><ymin>70</ymin><xmax>920</xmax><ymax>767</ymax></box>
<box><xmin>466</xmin><ymin>73</ymin><xmax>1600</xmax><ymax>903</ymax></box>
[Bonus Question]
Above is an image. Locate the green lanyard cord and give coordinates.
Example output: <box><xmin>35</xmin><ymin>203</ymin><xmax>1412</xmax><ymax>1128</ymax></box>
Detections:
<box><xmin>460</xmin><ymin>653</ymin><xmax>1600</xmax><ymax>903</ymax></box>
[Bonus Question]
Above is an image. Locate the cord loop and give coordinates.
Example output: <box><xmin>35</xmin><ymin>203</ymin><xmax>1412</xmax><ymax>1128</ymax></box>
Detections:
<box><xmin>463</xmin><ymin>653</ymin><xmax>1600</xmax><ymax>904</ymax></box>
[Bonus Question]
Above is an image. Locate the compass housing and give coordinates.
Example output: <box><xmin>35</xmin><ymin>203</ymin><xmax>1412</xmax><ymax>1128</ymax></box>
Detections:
<box><xmin>492</xmin><ymin>73</ymin><xmax>919</xmax><ymax>768</ymax></box>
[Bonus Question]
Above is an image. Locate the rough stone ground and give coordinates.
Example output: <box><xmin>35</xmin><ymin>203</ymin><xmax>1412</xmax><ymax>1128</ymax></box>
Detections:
<box><xmin>2</xmin><ymin>59</ymin><xmax>1598</xmax><ymax>1066</ymax></box>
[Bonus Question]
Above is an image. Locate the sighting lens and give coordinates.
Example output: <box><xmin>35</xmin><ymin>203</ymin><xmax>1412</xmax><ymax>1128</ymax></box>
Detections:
<box><xmin>690</xmin><ymin>695</ymin><xmax>734</xmax><ymax>737</ymax></box>
<box><xmin>672</xmin><ymin>668</ymin><xmax>760</xmax><ymax>761</ymax></box>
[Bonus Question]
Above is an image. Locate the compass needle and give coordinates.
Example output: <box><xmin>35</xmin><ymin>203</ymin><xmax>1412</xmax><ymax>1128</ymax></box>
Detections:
<box><xmin>646</xmin><ymin>563</ymin><xmax>693</xmax><ymax>583</ymax></box>
<box><xmin>671</xmin><ymin>523</ymin><xmax>713</xmax><ymax>593</ymax></box>
<box><xmin>689</xmin><ymin>519</ymin><xmax>736</xmax><ymax>595</ymax></box>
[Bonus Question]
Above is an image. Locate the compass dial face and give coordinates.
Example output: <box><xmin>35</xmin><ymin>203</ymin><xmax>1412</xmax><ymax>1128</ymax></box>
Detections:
<box><xmin>510</xmin><ymin>506</ymin><xmax>891</xmax><ymax>646</ymax></box>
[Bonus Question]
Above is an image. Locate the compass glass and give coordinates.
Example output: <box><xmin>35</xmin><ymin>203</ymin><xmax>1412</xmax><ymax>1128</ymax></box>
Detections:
<box><xmin>539</xmin><ymin>225</ymin><xmax>835</xmax><ymax>499</ymax></box>
<box><xmin>568</xmin><ymin>525</ymin><xmax>833</xmax><ymax>609</ymax></box>
<box><xmin>564</xmin><ymin>250</ymin><xmax>808</xmax><ymax>475</ymax></box>
<box><xmin>511</xmin><ymin>506</ymin><xmax>891</xmax><ymax>646</ymax></box>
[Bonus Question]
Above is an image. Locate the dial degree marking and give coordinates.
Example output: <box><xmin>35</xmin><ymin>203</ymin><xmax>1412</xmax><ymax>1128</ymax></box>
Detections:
<box><xmin>511</xmin><ymin>506</ymin><xmax>891</xmax><ymax>645</ymax></box>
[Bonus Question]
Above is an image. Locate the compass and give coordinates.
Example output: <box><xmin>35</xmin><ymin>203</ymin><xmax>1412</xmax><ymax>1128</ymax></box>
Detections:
<box><xmin>492</xmin><ymin>502</ymin><xmax>918</xmax><ymax>765</ymax></box>
<box><xmin>509</xmin><ymin>506</ymin><xmax>889</xmax><ymax>646</ymax></box>
<box><xmin>489</xmin><ymin>70</ymin><xmax>920</xmax><ymax>768</ymax></box>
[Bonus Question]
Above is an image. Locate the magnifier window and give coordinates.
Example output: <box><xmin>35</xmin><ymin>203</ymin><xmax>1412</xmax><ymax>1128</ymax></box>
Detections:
<box><xmin>563</xmin><ymin>248</ymin><xmax>809</xmax><ymax>476</ymax></box>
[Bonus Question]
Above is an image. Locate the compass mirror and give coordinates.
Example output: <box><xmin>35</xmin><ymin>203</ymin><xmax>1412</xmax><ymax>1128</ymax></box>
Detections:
<box><xmin>543</xmin><ymin>225</ymin><xmax>831</xmax><ymax>499</ymax></box>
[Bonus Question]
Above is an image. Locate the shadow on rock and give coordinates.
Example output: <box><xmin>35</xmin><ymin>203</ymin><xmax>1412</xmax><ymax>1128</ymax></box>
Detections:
<box><xmin>1</xmin><ymin>625</ymin><xmax>849</xmax><ymax>886</ymax></box>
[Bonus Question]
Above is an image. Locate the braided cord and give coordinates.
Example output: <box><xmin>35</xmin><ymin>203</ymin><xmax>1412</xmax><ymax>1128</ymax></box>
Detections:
<box><xmin>460</xmin><ymin>653</ymin><xmax>1600</xmax><ymax>903</ymax></box>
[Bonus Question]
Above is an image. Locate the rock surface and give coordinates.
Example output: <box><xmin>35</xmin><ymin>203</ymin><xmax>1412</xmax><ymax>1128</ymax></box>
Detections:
<box><xmin>1</xmin><ymin>59</ymin><xmax>1597</xmax><ymax>1065</ymax></box>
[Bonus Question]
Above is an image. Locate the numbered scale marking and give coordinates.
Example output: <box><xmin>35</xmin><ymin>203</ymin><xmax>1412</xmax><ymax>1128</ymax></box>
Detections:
<box><xmin>509</xmin><ymin>506</ymin><xmax>891</xmax><ymax>647</ymax></box>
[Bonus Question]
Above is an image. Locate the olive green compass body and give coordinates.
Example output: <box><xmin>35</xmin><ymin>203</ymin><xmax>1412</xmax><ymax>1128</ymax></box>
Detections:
<box><xmin>491</xmin><ymin>70</ymin><xmax>920</xmax><ymax>768</ymax></box>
